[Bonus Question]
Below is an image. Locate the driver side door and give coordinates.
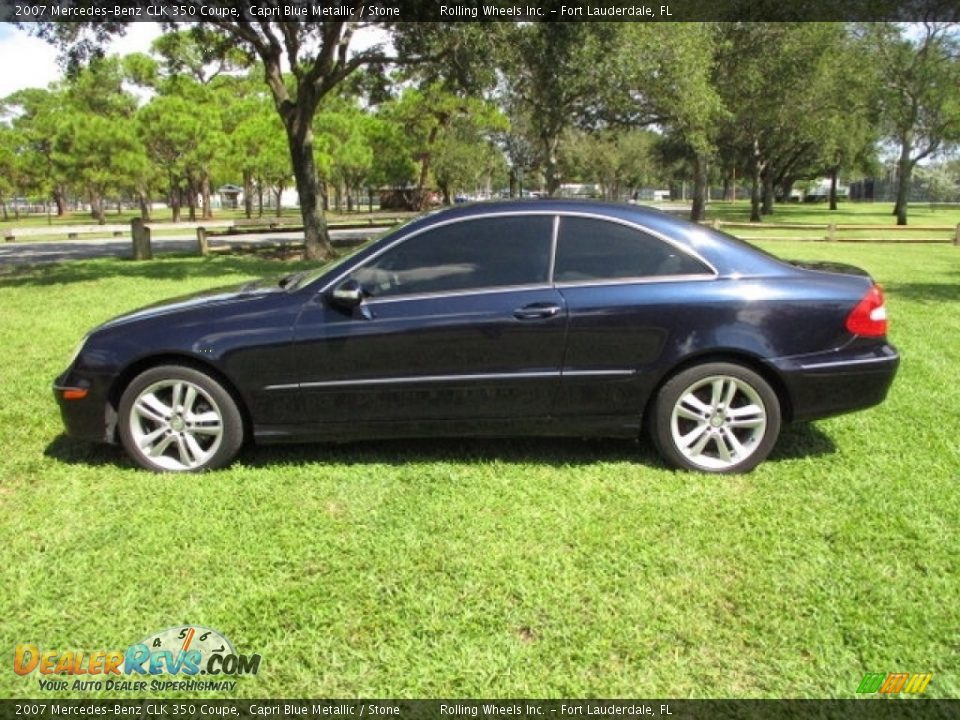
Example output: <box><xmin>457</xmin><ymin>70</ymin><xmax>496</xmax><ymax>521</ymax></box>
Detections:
<box><xmin>291</xmin><ymin>213</ymin><xmax>567</xmax><ymax>426</ymax></box>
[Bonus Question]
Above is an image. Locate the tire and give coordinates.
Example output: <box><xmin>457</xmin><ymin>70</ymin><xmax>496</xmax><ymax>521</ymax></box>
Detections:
<box><xmin>651</xmin><ymin>362</ymin><xmax>781</xmax><ymax>474</ymax></box>
<box><xmin>118</xmin><ymin>365</ymin><xmax>244</xmax><ymax>472</ymax></box>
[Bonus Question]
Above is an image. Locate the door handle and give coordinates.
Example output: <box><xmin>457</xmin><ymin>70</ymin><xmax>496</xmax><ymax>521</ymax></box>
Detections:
<box><xmin>514</xmin><ymin>303</ymin><xmax>562</xmax><ymax>320</ymax></box>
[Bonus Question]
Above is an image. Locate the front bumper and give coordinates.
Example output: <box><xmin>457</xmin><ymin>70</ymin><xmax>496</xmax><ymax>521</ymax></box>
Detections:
<box><xmin>768</xmin><ymin>342</ymin><xmax>900</xmax><ymax>422</ymax></box>
<box><xmin>53</xmin><ymin>368</ymin><xmax>118</xmax><ymax>444</ymax></box>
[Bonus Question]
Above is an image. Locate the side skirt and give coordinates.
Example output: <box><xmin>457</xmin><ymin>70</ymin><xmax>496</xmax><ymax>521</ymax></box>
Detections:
<box><xmin>252</xmin><ymin>416</ymin><xmax>641</xmax><ymax>445</ymax></box>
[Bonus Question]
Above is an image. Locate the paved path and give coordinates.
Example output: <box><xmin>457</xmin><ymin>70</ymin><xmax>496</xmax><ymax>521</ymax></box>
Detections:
<box><xmin>0</xmin><ymin>228</ymin><xmax>385</xmax><ymax>266</ymax></box>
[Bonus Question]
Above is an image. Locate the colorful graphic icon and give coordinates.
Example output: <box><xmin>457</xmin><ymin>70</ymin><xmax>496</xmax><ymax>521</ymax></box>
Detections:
<box><xmin>857</xmin><ymin>672</ymin><xmax>933</xmax><ymax>695</ymax></box>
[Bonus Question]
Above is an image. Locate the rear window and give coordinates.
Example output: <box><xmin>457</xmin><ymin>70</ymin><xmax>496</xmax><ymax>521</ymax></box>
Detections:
<box><xmin>555</xmin><ymin>216</ymin><xmax>712</xmax><ymax>282</ymax></box>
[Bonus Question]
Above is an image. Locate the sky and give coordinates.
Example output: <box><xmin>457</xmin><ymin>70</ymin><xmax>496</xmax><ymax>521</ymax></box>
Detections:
<box><xmin>0</xmin><ymin>22</ymin><xmax>390</xmax><ymax>101</ymax></box>
<box><xmin>0</xmin><ymin>23</ymin><xmax>163</xmax><ymax>98</ymax></box>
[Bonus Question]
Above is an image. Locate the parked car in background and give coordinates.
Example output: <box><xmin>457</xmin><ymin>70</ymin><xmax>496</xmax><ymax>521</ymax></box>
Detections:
<box><xmin>54</xmin><ymin>200</ymin><xmax>898</xmax><ymax>473</ymax></box>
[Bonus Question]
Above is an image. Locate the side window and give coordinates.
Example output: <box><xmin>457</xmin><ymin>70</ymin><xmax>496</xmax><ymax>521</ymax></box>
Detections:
<box><xmin>348</xmin><ymin>215</ymin><xmax>553</xmax><ymax>298</ymax></box>
<box><xmin>554</xmin><ymin>216</ymin><xmax>712</xmax><ymax>282</ymax></box>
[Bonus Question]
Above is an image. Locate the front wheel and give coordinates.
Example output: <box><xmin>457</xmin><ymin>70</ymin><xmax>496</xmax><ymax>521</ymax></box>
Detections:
<box><xmin>651</xmin><ymin>362</ymin><xmax>781</xmax><ymax>473</ymax></box>
<box><xmin>118</xmin><ymin>365</ymin><xmax>244</xmax><ymax>472</ymax></box>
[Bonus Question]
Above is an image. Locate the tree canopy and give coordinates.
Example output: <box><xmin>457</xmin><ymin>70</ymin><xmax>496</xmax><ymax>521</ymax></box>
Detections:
<box><xmin>5</xmin><ymin>20</ymin><xmax>959</xmax><ymax>237</ymax></box>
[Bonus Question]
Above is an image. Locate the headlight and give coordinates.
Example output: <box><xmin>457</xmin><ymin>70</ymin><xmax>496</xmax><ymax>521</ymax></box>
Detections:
<box><xmin>65</xmin><ymin>334</ymin><xmax>89</xmax><ymax>369</ymax></box>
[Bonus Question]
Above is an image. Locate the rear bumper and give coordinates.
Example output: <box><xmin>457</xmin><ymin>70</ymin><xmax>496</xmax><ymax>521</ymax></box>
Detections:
<box><xmin>769</xmin><ymin>343</ymin><xmax>900</xmax><ymax>422</ymax></box>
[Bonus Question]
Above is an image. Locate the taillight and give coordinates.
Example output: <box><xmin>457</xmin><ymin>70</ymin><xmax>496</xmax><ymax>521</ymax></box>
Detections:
<box><xmin>845</xmin><ymin>284</ymin><xmax>888</xmax><ymax>337</ymax></box>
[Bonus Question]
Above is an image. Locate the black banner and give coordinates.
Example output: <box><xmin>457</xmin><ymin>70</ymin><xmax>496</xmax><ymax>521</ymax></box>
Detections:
<box><xmin>2</xmin><ymin>700</ymin><xmax>960</xmax><ymax>720</ymax></box>
<box><xmin>1</xmin><ymin>0</ymin><xmax>960</xmax><ymax>23</ymax></box>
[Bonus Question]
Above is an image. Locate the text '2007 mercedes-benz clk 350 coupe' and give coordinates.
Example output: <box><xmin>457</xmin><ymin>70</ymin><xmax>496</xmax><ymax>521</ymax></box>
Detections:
<box><xmin>54</xmin><ymin>200</ymin><xmax>899</xmax><ymax>474</ymax></box>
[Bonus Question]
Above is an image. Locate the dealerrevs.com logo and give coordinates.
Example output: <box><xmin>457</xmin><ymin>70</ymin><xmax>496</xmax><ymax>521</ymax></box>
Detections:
<box><xmin>14</xmin><ymin>626</ymin><xmax>261</xmax><ymax>693</ymax></box>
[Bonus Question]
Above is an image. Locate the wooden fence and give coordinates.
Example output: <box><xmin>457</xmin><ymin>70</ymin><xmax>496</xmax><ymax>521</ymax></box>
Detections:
<box><xmin>704</xmin><ymin>219</ymin><xmax>960</xmax><ymax>245</ymax></box>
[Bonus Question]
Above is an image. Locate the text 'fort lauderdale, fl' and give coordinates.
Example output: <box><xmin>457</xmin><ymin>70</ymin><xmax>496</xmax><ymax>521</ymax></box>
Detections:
<box><xmin>439</xmin><ymin>4</ymin><xmax>674</xmax><ymax>17</ymax></box>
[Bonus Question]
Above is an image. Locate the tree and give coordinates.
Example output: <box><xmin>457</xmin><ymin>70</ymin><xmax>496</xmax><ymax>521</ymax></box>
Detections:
<box><xmin>138</xmin><ymin>95</ymin><xmax>217</xmax><ymax>222</ymax></box>
<box><xmin>561</xmin><ymin>129</ymin><xmax>660</xmax><ymax>201</ymax></box>
<box><xmin>914</xmin><ymin>163</ymin><xmax>960</xmax><ymax>202</ymax></box>
<box><xmin>504</xmin><ymin>22</ymin><xmax>722</xmax><ymax>217</ymax></box>
<box><xmin>59</xmin><ymin>112</ymin><xmax>143</xmax><ymax>223</ymax></box>
<box><xmin>313</xmin><ymin>98</ymin><xmax>375</xmax><ymax>213</ymax></box>
<box><xmin>0</xmin><ymin>125</ymin><xmax>20</xmax><ymax>220</ymax></box>
<box><xmin>713</xmin><ymin>23</ymin><xmax>858</xmax><ymax>221</ymax></box>
<box><xmin>2</xmin><ymin>87</ymin><xmax>71</xmax><ymax>216</ymax></box>
<box><xmin>600</xmin><ymin>23</ymin><xmax>724</xmax><ymax>220</ymax></box>
<box><xmin>380</xmin><ymin>83</ymin><xmax>507</xmax><ymax>208</ymax></box>
<box><xmin>864</xmin><ymin>23</ymin><xmax>960</xmax><ymax>224</ymax></box>
<box><xmin>29</xmin><ymin>19</ymin><xmax>477</xmax><ymax>261</ymax></box>
<box><xmin>502</xmin><ymin>22</ymin><xmax>620</xmax><ymax>196</ymax></box>
<box><xmin>228</xmin><ymin>88</ymin><xmax>291</xmax><ymax>218</ymax></box>
<box><xmin>366</xmin><ymin>114</ymin><xmax>418</xmax><ymax>198</ymax></box>
<box><xmin>433</xmin><ymin>114</ymin><xmax>509</xmax><ymax>204</ymax></box>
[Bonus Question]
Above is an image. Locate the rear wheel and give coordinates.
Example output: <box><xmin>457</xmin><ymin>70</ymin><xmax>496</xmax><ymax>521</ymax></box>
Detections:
<box><xmin>651</xmin><ymin>362</ymin><xmax>781</xmax><ymax>473</ymax></box>
<box><xmin>118</xmin><ymin>365</ymin><xmax>244</xmax><ymax>472</ymax></box>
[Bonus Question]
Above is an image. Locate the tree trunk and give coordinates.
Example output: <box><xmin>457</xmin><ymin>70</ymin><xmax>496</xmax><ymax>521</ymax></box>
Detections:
<box><xmin>284</xmin><ymin>111</ymin><xmax>333</xmax><ymax>261</ymax></box>
<box><xmin>509</xmin><ymin>168</ymin><xmax>517</xmax><ymax>198</ymax></box>
<box><xmin>170</xmin><ymin>177</ymin><xmax>181</xmax><ymax>222</ymax></box>
<box><xmin>724</xmin><ymin>169</ymin><xmax>736</xmax><ymax>202</ymax></box>
<box><xmin>894</xmin><ymin>140</ymin><xmax>912</xmax><ymax>226</ymax></box>
<box><xmin>779</xmin><ymin>177</ymin><xmax>795</xmax><ymax>203</ymax></box>
<box><xmin>750</xmin><ymin>141</ymin><xmax>763</xmax><ymax>223</ymax></box>
<box><xmin>201</xmin><ymin>174</ymin><xmax>212</xmax><ymax>220</ymax></box>
<box><xmin>90</xmin><ymin>191</ymin><xmax>106</xmax><ymax>224</ymax></box>
<box><xmin>415</xmin><ymin>155</ymin><xmax>435</xmax><ymax>211</ymax></box>
<box><xmin>257</xmin><ymin>181</ymin><xmax>264</xmax><ymax>217</ymax></box>
<box><xmin>347</xmin><ymin>189</ymin><xmax>354</xmax><ymax>213</ymax></box>
<box><xmin>54</xmin><ymin>185</ymin><xmax>67</xmax><ymax>216</ymax></box>
<box><xmin>761</xmin><ymin>172</ymin><xmax>775</xmax><ymax>216</ymax></box>
<box><xmin>186</xmin><ymin>182</ymin><xmax>197</xmax><ymax>222</ymax></box>
<box><xmin>243</xmin><ymin>171</ymin><xmax>253</xmax><ymax>219</ymax></box>
<box><xmin>690</xmin><ymin>154</ymin><xmax>707</xmax><ymax>222</ymax></box>
<box><xmin>828</xmin><ymin>166</ymin><xmax>839</xmax><ymax>211</ymax></box>
<box><xmin>542</xmin><ymin>134</ymin><xmax>561</xmax><ymax>197</ymax></box>
<box><xmin>0</xmin><ymin>194</ymin><xmax>7</xmax><ymax>221</ymax></box>
<box><xmin>275</xmin><ymin>186</ymin><xmax>283</xmax><ymax>217</ymax></box>
<box><xmin>138</xmin><ymin>190</ymin><xmax>150</xmax><ymax>221</ymax></box>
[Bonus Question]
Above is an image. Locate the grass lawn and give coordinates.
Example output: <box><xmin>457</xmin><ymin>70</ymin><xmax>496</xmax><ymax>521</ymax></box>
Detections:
<box><xmin>1</xmin><ymin>241</ymin><xmax>958</xmax><ymax>699</ymax></box>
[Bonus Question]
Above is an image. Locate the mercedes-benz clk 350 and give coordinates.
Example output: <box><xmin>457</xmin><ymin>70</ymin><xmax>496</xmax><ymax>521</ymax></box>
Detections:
<box><xmin>54</xmin><ymin>200</ymin><xmax>898</xmax><ymax>473</ymax></box>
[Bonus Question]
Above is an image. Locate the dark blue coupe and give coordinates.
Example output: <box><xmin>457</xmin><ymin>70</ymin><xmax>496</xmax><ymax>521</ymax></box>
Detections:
<box><xmin>54</xmin><ymin>200</ymin><xmax>899</xmax><ymax>473</ymax></box>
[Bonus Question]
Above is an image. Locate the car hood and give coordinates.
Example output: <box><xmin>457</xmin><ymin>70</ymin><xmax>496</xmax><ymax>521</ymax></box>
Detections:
<box><xmin>93</xmin><ymin>277</ymin><xmax>288</xmax><ymax>332</ymax></box>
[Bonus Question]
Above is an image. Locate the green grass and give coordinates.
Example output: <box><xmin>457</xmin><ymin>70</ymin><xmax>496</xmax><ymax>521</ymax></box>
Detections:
<box><xmin>1</xmin><ymin>243</ymin><xmax>958</xmax><ymax>699</ymax></box>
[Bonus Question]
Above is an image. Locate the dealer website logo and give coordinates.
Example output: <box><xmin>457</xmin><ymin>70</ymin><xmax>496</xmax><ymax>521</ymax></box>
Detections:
<box><xmin>856</xmin><ymin>672</ymin><xmax>934</xmax><ymax>695</ymax></box>
<box><xmin>14</xmin><ymin>626</ymin><xmax>261</xmax><ymax>693</ymax></box>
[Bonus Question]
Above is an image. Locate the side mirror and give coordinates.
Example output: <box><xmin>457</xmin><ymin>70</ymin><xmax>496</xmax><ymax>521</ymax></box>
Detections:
<box><xmin>328</xmin><ymin>279</ymin><xmax>364</xmax><ymax>309</ymax></box>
